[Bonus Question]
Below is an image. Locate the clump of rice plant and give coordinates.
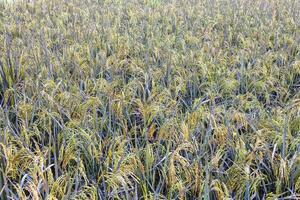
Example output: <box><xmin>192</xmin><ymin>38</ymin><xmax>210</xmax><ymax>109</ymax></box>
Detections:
<box><xmin>0</xmin><ymin>0</ymin><xmax>299</xmax><ymax>199</ymax></box>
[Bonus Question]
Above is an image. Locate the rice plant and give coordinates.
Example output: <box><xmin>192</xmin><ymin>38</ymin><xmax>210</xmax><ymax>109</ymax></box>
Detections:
<box><xmin>0</xmin><ymin>0</ymin><xmax>299</xmax><ymax>199</ymax></box>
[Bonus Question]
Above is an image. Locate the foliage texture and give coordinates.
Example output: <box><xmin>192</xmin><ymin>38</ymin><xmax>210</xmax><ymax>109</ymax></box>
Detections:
<box><xmin>0</xmin><ymin>0</ymin><xmax>300</xmax><ymax>199</ymax></box>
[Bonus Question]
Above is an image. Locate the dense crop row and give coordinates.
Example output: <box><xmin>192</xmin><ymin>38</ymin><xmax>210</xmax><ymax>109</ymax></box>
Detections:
<box><xmin>0</xmin><ymin>0</ymin><xmax>300</xmax><ymax>199</ymax></box>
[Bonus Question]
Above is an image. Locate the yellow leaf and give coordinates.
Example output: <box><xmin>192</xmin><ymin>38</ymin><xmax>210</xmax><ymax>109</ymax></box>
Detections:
<box><xmin>181</xmin><ymin>122</ymin><xmax>189</xmax><ymax>141</ymax></box>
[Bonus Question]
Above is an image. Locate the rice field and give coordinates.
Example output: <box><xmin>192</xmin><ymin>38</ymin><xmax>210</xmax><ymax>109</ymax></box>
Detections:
<box><xmin>0</xmin><ymin>0</ymin><xmax>300</xmax><ymax>199</ymax></box>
